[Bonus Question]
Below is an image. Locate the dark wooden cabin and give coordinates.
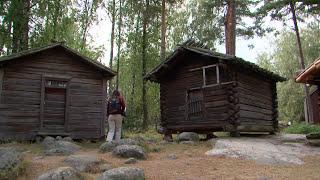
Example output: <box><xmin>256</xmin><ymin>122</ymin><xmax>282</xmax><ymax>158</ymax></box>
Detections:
<box><xmin>0</xmin><ymin>43</ymin><xmax>115</xmax><ymax>140</ymax></box>
<box><xmin>145</xmin><ymin>40</ymin><xmax>285</xmax><ymax>138</ymax></box>
<box><xmin>295</xmin><ymin>57</ymin><xmax>320</xmax><ymax>124</ymax></box>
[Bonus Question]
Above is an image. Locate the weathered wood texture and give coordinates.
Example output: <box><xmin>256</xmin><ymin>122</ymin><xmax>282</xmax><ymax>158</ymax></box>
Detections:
<box><xmin>0</xmin><ymin>47</ymin><xmax>109</xmax><ymax>140</ymax></box>
<box><xmin>236</xmin><ymin>71</ymin><xmax>276</xmax><ymax>132</ymax></box>
<box><xmin>310</xmin><ymin>88</ymin><xmax>320</xmax><ymax>124</ymax></box>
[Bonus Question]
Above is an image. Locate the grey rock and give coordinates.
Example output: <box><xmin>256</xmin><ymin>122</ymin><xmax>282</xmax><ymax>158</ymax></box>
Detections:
<box><xmin>179</xmin><ymin>141</ymin><xmax>195</xmax><ymax>145</ymax></box>
<box><xmin>64</xmin><ymin>155</ymin><xmax>101</xmax><ymax>172</ymax></box>
<box><xmin>206</xmin><ymin>138</ymin><xmax>306</xmax><ymax>165</ymax></box>
<box><xmin>257</xmin><ymin>177</ymin><xmax>272</xmax><ymax>180</ymax></box>
<box><xmin>42</xmin><ymin>136</ymin><xmax>55</xmax><ymax>147</ymax></box>
<box><xmin>56</xmin><ymin>136</ymin><xmax>63</xmax><ymax>141</ymax></box>
<box><xmin>37</xmin><ymin>167</ymin><xmax>84</xmax><ymax>180</ymax></box>
<box><xmin>100</xmin><ymin>139</ymin><xmax>135</xmax><ymax>153</ymax></box>
<box><xmin>132</xmin><ymin>136</ymin><xmax>145</xmax><ymax>143</ymax></box>
<box><xmin>159</xmin><ymin>141</ymin><xmax>169</xmax><ymax>145</ymax></box>
<box><xmin>177</xmin><ymin>132</ymin><xmax>199</xmax><ymax>142</ymax></box>
<box><xmin>99</xmin><ymin>164</ymin><xmax>113</xmax><ymax>173</ymax></box>
<box><xmin>0</xmin><ymin>150</ymin><xmax>22</xmax><ymax>171</ymax></box>
<box><xmin>113</xmin><ymin>145</ymin><xmax>147</xmax><ymax>160</ymax></box>
<box><xmin>145</xmin><ymin>139</ymin><xmax>157</xmax><ymax>144</ymax></box>
<box><xmin>168</xmin><ymin>154</ymin><xmax>178</xmax><ymax>159</ymax></box>
<box><xmin>34</xmin><ymin>156</ymin><xmax>44</xmax><ymax>160</ymax></box>
<box><xmin>124</xmin><ymin>158</ymin><xmax>137</xmax><ymax>164</ymax></box>
<box><xmin>306</xmin><ymin>133</ymin><xmax>320</xmax><ymax>139</ymax></box>
<box><xmin>63</xmin><ymin>137</ymin><xmax>73</xmax><ymax>142</ymax></box>
<box><xmin>43</xmin><ymin>148</ymin><xmax>74</xmax><ymax>156</ymax></box>
<box><xmin>186</xmin><ymin>153</ymin><xmax>193</xmax><ymax>157</ymax></box>
<box><xmin>308</xmin><ymin>139</ymin><xmax>320</xmax><ymax>146</ymax></box>
<box><xmin>0</xmin><ymin>147</ymin><xmax>24</xmax><ymax>154</ymax></box>
<box><xmin>43</xmin><ymin>139</ymin><xmax>81</xmax><ymax>151</ymax></box>
<box><xmin>96</xmin><ymin>167</ymin><xmax>145</xmax><ymax>180</ymax></box>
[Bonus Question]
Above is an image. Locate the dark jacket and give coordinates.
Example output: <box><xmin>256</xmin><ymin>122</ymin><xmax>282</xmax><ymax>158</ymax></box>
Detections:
<box><xmin>107</xmin><ymin>97</ymin><xmax>126</xmax><ymax>117</ymax></box>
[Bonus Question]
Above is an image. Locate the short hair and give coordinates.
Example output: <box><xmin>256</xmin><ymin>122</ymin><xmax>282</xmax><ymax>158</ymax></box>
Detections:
<box><xmin>112</xmin><ymin>90</ymin><xmax>120</xmax><ymax>97</ymax></box>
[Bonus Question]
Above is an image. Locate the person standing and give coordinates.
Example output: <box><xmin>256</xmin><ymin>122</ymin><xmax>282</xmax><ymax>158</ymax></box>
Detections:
<box><xmin>106</xmin><ymin>90</ymin><xmax>126</xmax><ymax>141</ymax></box>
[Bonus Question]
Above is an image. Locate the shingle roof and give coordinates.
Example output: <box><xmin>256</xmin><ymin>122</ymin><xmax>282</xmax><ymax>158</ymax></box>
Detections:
<box><xmin>145</xmin><ymin>39</ymin><xmax>285</xmax><ymax>82</ymax></box>
<box><xmin>0</xmin><ymin>43</ymin><xmax>116</xmax><ymax>77</ymax></box>
<box><xmin>295</xmin><ymin>57</ymin><xmax>320</xmax><ymax>84</ymax></box>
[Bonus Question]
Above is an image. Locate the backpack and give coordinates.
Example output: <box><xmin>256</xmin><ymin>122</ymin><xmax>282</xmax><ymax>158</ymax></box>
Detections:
<box><xmin>109</xmin><ymin>98</ymin><xmax>121</xmax><ymax>114</ymax></box>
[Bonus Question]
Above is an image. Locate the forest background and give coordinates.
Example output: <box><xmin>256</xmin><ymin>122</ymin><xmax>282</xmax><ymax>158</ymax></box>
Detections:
<box><xmin>0</xmin><ymin>0</ymin><xmax>319</xmax><ymax>131</ymax></box>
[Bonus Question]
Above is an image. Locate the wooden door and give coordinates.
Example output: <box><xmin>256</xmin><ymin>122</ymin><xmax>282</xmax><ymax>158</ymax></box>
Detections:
<box><xmin>186</xmin><ymin>89</ymin><xmax>204</xmax><ymax>120</ymax></box>
<box><xmin>43</xmin><ymin>88</ymin><xmax>66</xmax><ymax>128</ymax></box>
<box><xmin>40</xmin><ymin>77</ymin><xmax>70</xmax><ymax>134</ymax></box>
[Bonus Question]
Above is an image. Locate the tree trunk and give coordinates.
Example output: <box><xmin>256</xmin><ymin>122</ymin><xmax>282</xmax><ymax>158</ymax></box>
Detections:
<box><xmin>12</xmin><ymin>0</ymin><xmax>30</xmax><ymax>53</ymax></box>
<box><xmin>52</xmin><ymin>0</ymin><xmax>61</xmax><ymax>40</ymax></box>
<box><xmin>108</xmin><ymin>0</ymin><xmax>116</xmax><ymax>95</ymax></box>
<box><xmin>142</xmin><ymin>0</ymin><xmax>150</xmax><ymax>131</ymax></box>
<box><xmin>225</xmin><ymin>0</ymin><xmax>236</xmax><ymax>55</ymax></box>
<box><xmin>161</xmin><ymin>0</ymin><xmax>166</xmax><ymax>61</ymax></box>
<box><xmin>116</xmin><ymin>0</ymin><xmax>123</xmax><ymax>90</ymax></box>
<box><xmin>290</xmin><ymin>2</ymin><xmax>313</xmax><ymax>123</ymax></box>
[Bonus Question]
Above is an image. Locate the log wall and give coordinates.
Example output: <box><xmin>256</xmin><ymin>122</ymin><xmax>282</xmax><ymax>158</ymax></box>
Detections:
<box><xmin>0</xmin><ymin>47</ymin><xmax>108</xmax><ymax>140</ymax></box>
<box><xmin>236</xmin><ymin>71</ymin><xmax>277</xmax><ymax>132</ymax></box>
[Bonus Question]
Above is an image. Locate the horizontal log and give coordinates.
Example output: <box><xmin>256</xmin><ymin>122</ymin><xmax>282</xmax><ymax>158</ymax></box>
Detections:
<box><xmin>205</xmin><ymin>100</ymin><xmax>229</xmax><ymax>108</ymax></box>
<box><xmin>237</xmin><ymin>82</ymin><xmax>272</xmax><ymax>96</ymax></box>
<box><xmin>4</xmin><ymin>71</ymin><xmax>41</xmax><ymax>80</ymax></box>
<box><xmin>2</xmin><ymin>90</ymin><xmax>41</xmax><ymax>98</ymax></box>
<box><xmin>3</xmin><ymin>77</ymin><xmax>41</xmax><ymax>86</ymax></box>
<box><xmin>238</xmin><ymin>87</ymin><xmax>272</xmax><ymax>101</ymax></box>
<box><xmin>239</xmin><ymin>97</ymin><xmax>273</xmax><ymax>110</ymax></box>
<box><xmin>238</xmin><ymin>92</ymin><xmax>273</xmax><ymax>105</ymax></box>
<box><xmin>239</xmin><ymin>118</ymin><xmax>274</xmax><ymax>126</ymax></box>
<box><xmin>239</xmin><ymin>110</ymin><xmax>273</xmax><ymax>121</ymax></box>
<box><xmin>237</xmin><ymin>125</ymin><xmax>275</xmax><ymax>132</ymax></box>
<box><xmin>239</xmin><ymin>104</ymin><xmax>273</xmax><ymax>115</ymax></box>
<box><xmin>2</xmin><ymin>84</ymin><xmax>41</xmax><ymax>92</ymax></box>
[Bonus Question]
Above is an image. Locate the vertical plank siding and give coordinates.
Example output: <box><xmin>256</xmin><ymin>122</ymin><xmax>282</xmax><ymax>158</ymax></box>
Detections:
<box><xmin>0</xmin><ymin>48</ymin><xmax>107</xmax><ymax>140</ymax></box>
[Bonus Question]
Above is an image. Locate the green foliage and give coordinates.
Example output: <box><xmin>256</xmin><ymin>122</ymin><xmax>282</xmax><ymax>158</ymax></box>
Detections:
<box><xmin>282</xmin><ymin>122</ymin><xmax>320</xmax><ymax>134</ymax></box>
<box><xmin>257</xmin><ymin>24</ymin><xmax>320</xmax><ymax>123</ymax></box>
<box><xmin>0</xmin><ymin>157</ymin><xmax>27</xmax><ymax>180</ymax></box>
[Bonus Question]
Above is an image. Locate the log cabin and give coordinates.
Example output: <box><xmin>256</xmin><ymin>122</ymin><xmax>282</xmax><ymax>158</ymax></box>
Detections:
<box><xmin>0</xmin><ymin>43</ymin><xmax>116</xmax><ymax>141</ymax></box>
<box><xmin>295</xmin><ymin>57</ymin><xmax>320</xmax><ymax>124</ymax></box>
<box><xmin>145</xmin><ymin>40</ymin><xmax>285</xmax><ymax>139</ymax></box>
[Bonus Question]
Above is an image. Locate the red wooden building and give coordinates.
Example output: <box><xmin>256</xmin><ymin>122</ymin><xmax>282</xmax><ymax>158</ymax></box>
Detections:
<box><xmin>0</xmin><ymin>43</ymin><xmax>115</xmax><ymax>140</ymax></box>
<box><xmin>145</xmin><ymin>40</ymin><xmax>285</xmax><ymax>139</ymax></box>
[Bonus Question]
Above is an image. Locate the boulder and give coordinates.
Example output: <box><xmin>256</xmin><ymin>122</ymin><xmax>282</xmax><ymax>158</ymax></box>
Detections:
<box><xmin>43</xmin><ymin>148</ymin><xmax>74</xmax><ymax>156</ymax></box>
<box><xmin>176</xmin><ymin>132</ymin><xmax>199</xmax><ymax>142</ymax></box>
<box><xmin>308</xmin><ymin>139</ymin><xmax>320</xmax><ymax>146</ymax></box>
<box><xmin>37</xmin><ymin>167</ymin><xmax>84</xmax><ymax>180</ymax></box>
<box><xmin>159</xmin><ymin>141</ymin><xmax>169</xmax><ymax>145</ymax></box>
<box><xmin>100</xmin><ymin>139</ymin><xmax>135</xmax><ymax>153</ymax></box>
<box><xmin>99</xmin><ymin>164</ymin><xmax>113</xmax><ymax>173</ymax></box>
<box><xmin>112</xmin><ymin>145</ymin><xmax>147</xmax><ymax>160</ymax></box>
<box><xmin>132</xmin><ymin>136</ymin><xmax>145</xmax><ymax>143</ymax></box>
<box><xmin>63</xmin><ymin>137</ymin><xmax>73</xmax><ymax>142</ymax></box>
<box><xmin>0</xmin><ymin>150</ymin><xmax>22</xmax><ymax>171</ymax></box>
<box><xmin>64</xmin><ymin>155</ymin><xmax>101</xmax><ymax>172</ymax></box>
<box><xmin>306</xmin><ymin>133</ymin><xmax>320</xmax><ymax>139</ymax></box>
<box><xmin>56</xmin><ymin>136</ymin><xmax>63</xmax><ymax>141</ymax></box>
<box><xmin>42</xmin><ymin>138</ymin><xmax>82</xmax><ymax>152</ymax></box>
<box><xmin>96</xmin><ymin>167</ymin><xmax>145</xmax><ymax>180</ymax></box>
<box><xmin>124</xmin><ymin>158</ymin><xmax>137</xmax><ymax>164</ymax></box>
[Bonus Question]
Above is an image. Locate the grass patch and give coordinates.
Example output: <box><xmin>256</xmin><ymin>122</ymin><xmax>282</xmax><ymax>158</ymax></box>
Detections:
<box><xmin>0</xmin><ymin>157</ymin><xmax>27</xmax><ymax>180</ymax></box>
<box><xmin>282</xmin><ymin>122</ymin><xmax>320</xmax><ymax>134</ymax></box>
<box><xmin>124</xmin><ymin>129</ymin><xmax>163</xmax><ymax>141</ymax></box>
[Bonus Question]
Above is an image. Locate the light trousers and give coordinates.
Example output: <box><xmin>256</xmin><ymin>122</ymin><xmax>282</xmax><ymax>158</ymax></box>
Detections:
<box><xmin>106</xmin><ymin>114</ymin><xmax>123</xmax><ymax>141</ymax></box>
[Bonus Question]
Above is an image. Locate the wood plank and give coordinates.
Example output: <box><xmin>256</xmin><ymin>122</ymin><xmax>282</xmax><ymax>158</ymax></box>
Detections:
<box><xmin>239</xmin><ymin>110</ymin><xmax>273</xmax><ymax>121</ymax></box>
<box><xmin>239</xmin><ymin>118</ymin><xmax>274</xmax><ymax>126</ymax></box>
<box><xmin>2</xmin><ymin>83</ymin><xmax>41</xmax><ymax>92</ymax></box>
<box><xmin>205</xmin><ymin>100</ymin><xmax>229</xmax><ymax>108</ymax></box>
<box><xmin>238</xmin><ymin>82</ymin><xmax>272</xmax><ymax>98</ymax></box>
<box><xmin>3</xmin><ymin>78</ymin><xmax>41</xmax><ymax>86</ymax></box>
<box><xmin>0</xmin><ymin>68</ymin><xmax>3</xmax><ymax>102</ymax></box>
<box><xmin>239</xmin><ymin>104</ymin><xmax>273</xmax><ymax>115</ymax></box>
<box><xmin>2</xmin><ymin>90</ymin><xmax>41</xmax><ymax>98</ymax></box>
<box><xmin>239</xmin><ymin>97</ymin><xmax>273</xmax><ymax>110</ymax></box>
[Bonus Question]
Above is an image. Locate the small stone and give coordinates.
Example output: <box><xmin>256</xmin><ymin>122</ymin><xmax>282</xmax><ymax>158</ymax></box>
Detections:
<box><xmin>99</xmin><ymin>164</ymin><xmax>113</xmax><ymax>173</ymax></box>
<box><xmin>56</xmin><ymin>136</ymin><xmax>63</xmax><ymax>141</ymax></box>
<box><xmin>179</xmin><ymin>141</ymin><xmax>195</xmax><ymax>145</ymax></box>
<box><xmin>34</xmin><ymin>156</ymin><xmax>44</xmax><ymax>160</ymax></box>
<box><xmin>124</xmin><ymin>158</ymin><xmax>137</xmax><ymax>164</ymax></box>
<box><xmin>177</xmin><ymin>132</ymin><xmax>199</xmax><ymax>142</ymax></box>
<box><xmin>132</xmin><ymin>136</ymin><xmax>145</xmax><ymax>142</ymax></box>
<box><xmin>186</xmin><ymin>153</ymin><xmax>192</xmax><ymax>157</ymax></box>
<box><xmin>168</xmin><ymin>154</ymin><xmax>178</xmax><ymax>159</ymax></box>
<box><xmin>257</xmin><ymin>177</ymin><xmax>272</xmax><ymax>180</ymax></box>
<box><xmin>192</xmin><ymin>149</ymin><xmax>198</xmax><ymax>153</ymax></box>
<box><xmin>159</xmin><ymin>141</ymin><xmax>169</xmax><ymax>145</ymax></box>
<box><xmin>145</xmin><ymin>139</ymin><xmax>157</xmax><ymax>144</ymax></box>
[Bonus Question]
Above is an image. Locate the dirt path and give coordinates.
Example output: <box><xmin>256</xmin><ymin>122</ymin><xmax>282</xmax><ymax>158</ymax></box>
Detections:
<box><xmin>15</xmin><ymin>141</ymin><xmax>320</xmax><ymax>180</ymax></box>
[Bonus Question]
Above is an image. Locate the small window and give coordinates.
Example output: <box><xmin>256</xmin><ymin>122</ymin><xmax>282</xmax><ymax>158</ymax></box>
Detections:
<box><xmin>46</xmin><ymin>80</ymin><xmax>67</xmax><ymax>88</ymax></box>
<box><xmin>187</xmin><ymin>89</ymin><xmax>203</xmax><ymax>118</ymax></box>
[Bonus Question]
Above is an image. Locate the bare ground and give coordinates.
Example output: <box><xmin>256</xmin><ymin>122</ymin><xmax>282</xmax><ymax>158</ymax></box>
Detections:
<box><xmin>9</xmin><ymin>140</ymin><xmax>320</xmax><ymax>180</ymax></box>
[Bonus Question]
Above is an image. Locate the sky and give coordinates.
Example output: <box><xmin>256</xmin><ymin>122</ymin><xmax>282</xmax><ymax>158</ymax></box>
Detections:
<box><xmin>89</xmin><ymin>7</ymin><xmax>283</xmax><ymax>66</ymax></box>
